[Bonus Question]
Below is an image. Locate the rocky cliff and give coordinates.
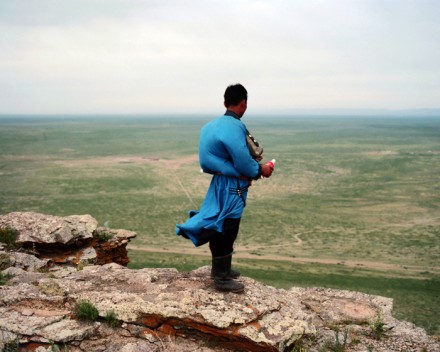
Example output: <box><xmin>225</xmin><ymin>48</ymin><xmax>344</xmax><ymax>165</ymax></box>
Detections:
<box><xmin>0</xmin><ymin>212</ymin><xmax>438</xmax><ymax>352</ymax></box>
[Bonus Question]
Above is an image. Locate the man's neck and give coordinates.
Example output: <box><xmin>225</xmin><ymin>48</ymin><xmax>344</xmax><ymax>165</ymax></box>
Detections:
<box><xmin>225</xmin><ymin>110</ymin><xmax>241</xmax><ymax>119</ymax></box>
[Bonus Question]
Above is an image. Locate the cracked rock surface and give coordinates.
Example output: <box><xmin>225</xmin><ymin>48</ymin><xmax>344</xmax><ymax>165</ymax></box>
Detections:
<box><xmin>1</xmin><ymin>212</ymin><xmax>439</xmax><ymax>351</ymax></box>
<box><xmin>1</xmin><ymin>264</ymin><xmax>439</xmax><ymax>351</ymax></box>
<box><xmin>0</xmin><ymin>212</ymin><xmax>136</xmax><ymax>267</ymax></box>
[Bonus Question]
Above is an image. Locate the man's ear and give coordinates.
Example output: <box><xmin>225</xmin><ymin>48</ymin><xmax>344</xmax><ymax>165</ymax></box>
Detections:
<box><xmin>224</xmin><ymin>101</ymin><xmax>228</xmax><ymax>108</ymax></box>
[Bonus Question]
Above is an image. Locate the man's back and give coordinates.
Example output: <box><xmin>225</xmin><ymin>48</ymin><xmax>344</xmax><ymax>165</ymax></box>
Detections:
<box><xmin>199</xmin><ymin>115</ymin><xmax>259</xmax><ymax>179</ymax></box>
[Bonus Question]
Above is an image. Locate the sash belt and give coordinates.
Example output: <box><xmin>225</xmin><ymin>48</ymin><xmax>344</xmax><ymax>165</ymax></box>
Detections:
<box><xmin>229</xmin><ymin>179</ymin><xmax>248</xmax><ymax>206</ymax></box>
<box><xmin>228</xmin><ymin>186</ymin><xmax>249</xmax><ymax>195</ymax></box>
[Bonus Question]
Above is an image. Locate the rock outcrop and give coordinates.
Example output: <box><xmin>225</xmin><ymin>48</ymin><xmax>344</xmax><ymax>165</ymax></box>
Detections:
<box><xmin>0</xmin><ymin>212</ymin><xmax>136</xmax><ymax>267</ymax></box>
<box><xmin>0</xmin><ymin>212</ymin><xmax>438</xmax><ymax>352</ymax></box>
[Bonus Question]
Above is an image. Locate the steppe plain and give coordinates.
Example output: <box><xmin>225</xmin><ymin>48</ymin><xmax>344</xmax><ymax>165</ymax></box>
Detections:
<box><xmin>0</xmin><ymin>115</ymin><xmax>439</xmax><ymax>334</ymax></box>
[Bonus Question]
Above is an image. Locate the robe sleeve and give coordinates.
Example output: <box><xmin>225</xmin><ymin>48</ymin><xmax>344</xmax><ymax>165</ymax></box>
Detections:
<box><xmin>221</xmin><ymin>122</ymin><xmax>261</xmax><ymax>179</ymax></box>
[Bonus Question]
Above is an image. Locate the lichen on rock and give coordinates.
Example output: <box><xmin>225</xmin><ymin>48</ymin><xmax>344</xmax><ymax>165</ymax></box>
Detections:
<box><xmin>0</xmin><ymin>212</ymin><xmax>439</xmax><ymax>352</ymax></box>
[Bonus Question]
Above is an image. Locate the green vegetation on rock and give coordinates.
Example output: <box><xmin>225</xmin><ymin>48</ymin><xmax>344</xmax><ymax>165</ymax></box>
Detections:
<box><xmin>74</xmin><ymin>299</ymin><xmax>99</xmax><ymax>321</ymax></box>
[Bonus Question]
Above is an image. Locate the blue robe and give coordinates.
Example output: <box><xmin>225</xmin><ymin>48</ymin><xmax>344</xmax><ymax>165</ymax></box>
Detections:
<box><xmin>176</xmin><ymin>112</ymin><xmax>261</xmax><ymax>247</ymax></box>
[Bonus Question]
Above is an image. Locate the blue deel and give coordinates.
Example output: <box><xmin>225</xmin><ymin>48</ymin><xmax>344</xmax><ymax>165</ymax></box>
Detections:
<box><xmin>175</xmin><ymin>114</ymin><xmax>260</xmax><ymax>247</ymax></box>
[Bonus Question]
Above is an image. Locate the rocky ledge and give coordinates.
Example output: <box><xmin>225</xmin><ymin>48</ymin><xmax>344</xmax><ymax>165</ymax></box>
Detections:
<box><xmin>0</xmin><ymin>212</ymin><xmax>136</xmax><ymax>268</ymax></box>
<box><xmin>0</xmin><ymin>212</ymin><xmax>439</xmax><ymax>351</ymax></box>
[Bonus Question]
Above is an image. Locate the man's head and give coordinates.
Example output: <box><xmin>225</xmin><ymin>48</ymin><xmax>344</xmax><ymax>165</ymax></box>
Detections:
<box><xmin>224</xmin><ymin>84</ymin><xmax>248</xmax><ymax>117</ymax></box>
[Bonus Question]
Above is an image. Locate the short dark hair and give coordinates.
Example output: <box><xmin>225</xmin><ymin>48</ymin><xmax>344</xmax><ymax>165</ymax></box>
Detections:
<box><xmin>224</xmin><ymin>84</ymin><xmax>247</xmax><ymax>107</ymax></box>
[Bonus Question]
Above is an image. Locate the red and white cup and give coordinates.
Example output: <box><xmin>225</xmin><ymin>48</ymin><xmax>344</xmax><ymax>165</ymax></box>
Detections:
<box><xmin>265</xmin><ymin>159</ymin><xmax>276</xmax><ymax>169</ymax></box>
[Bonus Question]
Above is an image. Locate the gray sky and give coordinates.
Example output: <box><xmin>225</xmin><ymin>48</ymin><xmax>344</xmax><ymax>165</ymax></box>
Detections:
<box><xmin>0</xmin><ymin>0</ymin><xmax>439</xmax><ymax>114</ymax></box>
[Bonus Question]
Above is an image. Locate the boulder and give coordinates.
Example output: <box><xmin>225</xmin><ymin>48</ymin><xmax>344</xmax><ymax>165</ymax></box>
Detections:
<box><xmin>0</xmin><ymin>212</ymin><xmax>136</xmax><ymax>267</ymax></box>
<box><xmin>0</xmin><ymin>212</ymin><xmax>97</xmax><ymax>245</ymax></box>
<box><xmin>5</xmin><ymin>251</ymin><xmax>50</xmax><ymax>271</ymax></box>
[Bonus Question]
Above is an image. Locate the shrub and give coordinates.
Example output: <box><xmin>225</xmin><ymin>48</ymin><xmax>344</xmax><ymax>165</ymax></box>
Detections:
<box><xmin>76</xmin><ymin>261</ymin><xmax>86</xmax><ymax>271</ymax></box>
<box><xmin>370</xmin><ymin>313</ymin><xmax>387</xmax><ymax>340</ymax></box>
<box><xmin>48</xmin><ymin>340</ymin><xmax>69</xmax><ymax>352</ymax></box>
<box><xmin>38</xmin><ymin>280</ymin><xmax>63</xmax><ymax>296</ymax></box>
<box><xmin>320</xmin><ymin>327</ymin><xmax>349</xmax><ymax>352</ymax></box>
<box><xmin>93</xmin><ymin>231</ymin><xmax>113</xmax><ymax>243</ymax></box>
<box><xmin>104</xmin><ymin>309</ymin><xmax>120</xmax><ymax>328</ymax></box>
<box><xmin>0</xmin><ymin>271</ymin><xmax>13</xmax><ymax>286</ymax></box>
<box><xmin>2</xmin><ymin>339</ymin><xmax>20</xmax><ymax>352</ymax></box>
<box><xmin>0</xmin><ymin>253</ymin><xmax>11</xmax><ymax>270</ymax></box>
<box><xmin>0</xmin><ymin>227</ymin><xmax>20</xmax><ymax>250</ymax></box>
<box><xmin>74</xmin><ymin>299</ymin><xmax>99</xmax><ymax>321</ymax></box>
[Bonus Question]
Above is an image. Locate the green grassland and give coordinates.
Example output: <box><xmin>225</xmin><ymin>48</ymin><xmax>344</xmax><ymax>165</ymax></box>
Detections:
<box><xmin>1</xmin><ymin>115</ymin><xmax>439</xmax><ymax>334</ymax></box>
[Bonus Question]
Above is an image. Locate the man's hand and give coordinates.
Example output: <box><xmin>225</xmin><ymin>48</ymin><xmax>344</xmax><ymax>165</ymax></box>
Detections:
<box><xmin>261</xmin><ymin>163</ymin><xmax>273</xmax><ymax>178</ymax></box>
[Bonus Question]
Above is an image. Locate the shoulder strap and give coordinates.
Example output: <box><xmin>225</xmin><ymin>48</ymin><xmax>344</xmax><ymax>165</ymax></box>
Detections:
<box><xmin>246</xmin><ymin>129</ymin><xmax>260</xmax><ymax>147</ymax></box>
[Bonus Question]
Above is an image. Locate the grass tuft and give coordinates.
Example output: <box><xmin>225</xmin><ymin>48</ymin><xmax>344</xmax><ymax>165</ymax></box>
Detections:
<box><xmin>0</xmin><ymin>271</ymin><xmax>13</xmax><ymax>285</ymax></box>
<box><xmin>74</xmin><ymin>299</ymin><xmax>99</xmax><ymax>321</ymax></box>
<box><xmin>370</xmin><ymin>313</ymin><xmax>387</xmax><ymax>340</ymax></box>
<box><xmin>0</xmin><ymin>253</ymin><xmax>11</xmax><ymax>270</ymax></box>
<box><xmin>1</xmin><ymin>339</ymin><xmax>20</xmax><ymax>352</ymax></box>
<box><xmin>0</xmin><ymin>227</ymin><xmax>20</xmax><ymax>251</ymax></box>
<box><xmin>93</xmin><ymin>231</ymin><xmax>114</xmax><ymax>243</ymax></box>
<box><xmin>320</xmin><ymin>326</ymin><xmax>349</xmax><ymax>352</ymax></box>
<box><xmin>104</xmin><ymin>309</ymin><xmax>120</xmax><ymax>328</ymax></box>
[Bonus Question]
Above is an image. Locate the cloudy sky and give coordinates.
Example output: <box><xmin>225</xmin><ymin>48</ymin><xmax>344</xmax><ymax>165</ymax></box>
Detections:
<box><xmin>0</xmin><ymin>0</ymin><xmax>439</xmax><ymax>115</ymax></box>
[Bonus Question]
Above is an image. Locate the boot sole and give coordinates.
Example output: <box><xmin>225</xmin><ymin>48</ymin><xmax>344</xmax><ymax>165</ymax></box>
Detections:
<box><xmin>215</xmin><ymin>286</ymin><xmax>245</xmax><ymax>293</ymax></box>
<box><xmin>214</xmin><ymin>280</ymin><xmax>245</xmax><ymax>293</ymax></box>
<box><xmin>211</xmin><ymin>274</ymin><xmax>241</xmax><ymax>279</ymax></box>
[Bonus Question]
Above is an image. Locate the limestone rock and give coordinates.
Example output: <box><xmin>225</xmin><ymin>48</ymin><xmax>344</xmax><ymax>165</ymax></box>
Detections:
<box><xmin>0</xmin><ymin>212</ymin><xmax>438</xmax><ymax>351</ymax></box>
<box><xmin>1</xmin><ymin>263</ymin><xmax>438</xmax><ymax>352</ymax></box>
<box><xmin>6</xmin><ymin>251</ymin><xmax>50</xmax><ymax>271</ymax></box>
<box><xmin>95</xmin><ymin>226</ymin><xmax>137</xmax><ymax>240</ymax></box>
<box><xmin>93</xmin><ymin>227</ymin><xmax>136</xmax><ymax>266</ymax></box>
<box><xmin>0</xmin><ymin>212</ymin><xmax>97</xmax><ymax>245</ymax></box>
<box><xmin>0</xmin><ymin>212</ymin><xmax>135</xmax><ymax>268</ymax></box>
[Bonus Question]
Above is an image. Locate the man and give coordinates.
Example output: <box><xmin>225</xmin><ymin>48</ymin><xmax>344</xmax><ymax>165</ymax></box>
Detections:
<box><xmin>176</xmin><ymin>84</ymin><xmax>273</xmax><ymax>293</ymax></box>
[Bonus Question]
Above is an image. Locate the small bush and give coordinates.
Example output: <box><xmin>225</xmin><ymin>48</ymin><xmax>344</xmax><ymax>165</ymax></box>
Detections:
<box><xmin>93</xmin><ymin>231</ymin><xmax>113</xmax><ymax>243</ymax></box>
<box><xmin>48</xmin><ymin>340</ymin><xmax>69</xmax><ymax>352</ymax></box>
<box><xmin>320</xmin><ymin>327</ymin><xmax>349</xmax><ymax>352</ymax></box>
<box><xmin>38</xmin><ymin>280</ymin><xmax>63</xmax><ymax>296</ymax></box>
<box><xmin>2</xmin><ymin>339</ymin><xmax>20</xmax><ymax>352</ymax></box>
<box><xmin>76</xmin><ymin>261</ymin><xmax>86</xmax><ymax>271</ymax></box>
<box><xmin>74</xmin><ymin>299</ymin><xmax>99</xmax><ymax>321</ymax></box>
<box><xmin>0</xmin><ymin>271</ymin><xmax>13</xmax><ymax>285</ymax></box>
<box><xmin>0</xmin><ymin>227</ymin><xmax>20</xmax><ymax>251</ymax></box>
<box><xmin>104</xmin><ymin>309</ymin><xmax>120</xmax><ymax>328</ymax></box>
<box><xmin>370</xmin><ymin>313</ymin><xmax>387</xmax><ymax>340</ymax></box>
<box><xmin>0</xmin><ymin>253</ymin><xmax>11</xmax><ymax>270</ymax></box>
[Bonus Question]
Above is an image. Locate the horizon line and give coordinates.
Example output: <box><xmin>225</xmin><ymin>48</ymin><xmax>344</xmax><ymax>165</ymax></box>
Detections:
<box><xmin>1</xmin><ymin>107</ymin><xmax>440</xmax><ymax>118</ymax></box>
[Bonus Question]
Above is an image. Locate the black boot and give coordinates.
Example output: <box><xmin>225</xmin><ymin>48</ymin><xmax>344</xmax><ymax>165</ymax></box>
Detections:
<box><xmin>211</xmin><ymin>261</ymin><xmax>240</xmax><ymax>279</ymax></box>
<box><xmin>212</xmin><ymin>254</ymin><xmax>244</xmax><ymax>293</ymax></box>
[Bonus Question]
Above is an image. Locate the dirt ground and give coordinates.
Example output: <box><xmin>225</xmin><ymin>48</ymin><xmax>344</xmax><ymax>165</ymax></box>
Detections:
<box><xmin>127</xmin><ymin>244</ymin><xmax>440</xmax><ymax>276</ymax></box>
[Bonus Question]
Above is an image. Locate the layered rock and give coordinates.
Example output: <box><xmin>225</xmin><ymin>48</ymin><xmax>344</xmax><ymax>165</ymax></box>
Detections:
<box><xmin>0</xmin><ymin>264</ymin><xmax>438</xmax><ymax>351</ymax></box>
<box><xmin>93</xmin><ymin>227</ymin><xmax>136</xmax><ymax>266</ymax></box>
<box><xmin>0</xmin><ymin>212</ymin><xmax>97</xmax><ymax>245</ymax></box>
<box><xmin>0</xmin><ymin>212</ymin><xmax>136</xmax><ymax>267</ymax></box>
<box><xmin>0</xmin><ymin>212</ymin><xmax>438</xmax><ymax>351</ymax></box>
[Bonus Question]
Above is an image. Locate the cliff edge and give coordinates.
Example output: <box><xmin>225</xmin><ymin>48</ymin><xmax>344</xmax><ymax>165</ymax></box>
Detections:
<box><xmin>0</xmin><ymin>212</ymin><xmax>438</xmax><ymax>352</ymax></box>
